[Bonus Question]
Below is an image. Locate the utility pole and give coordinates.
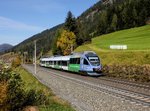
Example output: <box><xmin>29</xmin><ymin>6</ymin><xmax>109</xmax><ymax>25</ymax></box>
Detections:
<box><xmin>34</xmin><ymin>40</ymin><xmax>36</xmax><ymax>75</ymax></box>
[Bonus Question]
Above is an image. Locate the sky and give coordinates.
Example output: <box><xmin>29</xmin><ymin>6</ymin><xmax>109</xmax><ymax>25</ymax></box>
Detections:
<box><xmin>0</xmin><ymin>0</ymin><xmax>99</xmax><ymax>46</ymax></box>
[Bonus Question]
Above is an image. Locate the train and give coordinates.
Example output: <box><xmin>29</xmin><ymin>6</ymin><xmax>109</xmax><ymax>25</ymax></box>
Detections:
<box><xmin>40</xmin><ymin>51</ymin><xmax>102</xmax><ymax>76</ymax></box>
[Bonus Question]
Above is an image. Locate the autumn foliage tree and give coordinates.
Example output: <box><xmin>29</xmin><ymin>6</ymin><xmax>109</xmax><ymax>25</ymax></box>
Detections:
<box><xmin>12</xmin><ymin>56</ymin><xmax>21</xmax><ymax>68</ymax></box>
<box><xmin>57</xmin><ymin>30</ymin><xmax>76</xmax><ymax>55</ymax></box>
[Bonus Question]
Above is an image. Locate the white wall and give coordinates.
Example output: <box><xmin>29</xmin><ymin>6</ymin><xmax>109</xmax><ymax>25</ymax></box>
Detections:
<box><xmin>110</xmin><ymin>45</ymin><xmax>127</xmax><ymax>49</ymax></box>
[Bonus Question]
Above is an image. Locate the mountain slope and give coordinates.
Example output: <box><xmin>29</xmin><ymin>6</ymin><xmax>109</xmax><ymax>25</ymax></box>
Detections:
<box><xmin>11</xmin><ymin>0</ymin><xmax>150</xmax><ymax>58</ymax></box>
<box><xmin>78</xmin><ymin>0</ymin><xmax>150</xmax><ymax>38</ymax></box>
<box><xmin>0</xmin><ymin>44</ymin><xmax>13</xmax><ymax>52</ymax></box>
<box><xmin>12</xmin><ymin>24</ymin><xmax>63</xmax><ymax>57</ymax></box>
<box><xmin>76</xmin><ymin>25</ymin><xmax>150</xmax><ymax>51</ymax></box>
<box><xmin>11</xmin><ymin>0</ymin><xmax>117</xmax><ymax>57</ymax></box>
<box><xmin>75</xmin><ymin>25</ymin><xmax>150</xmax><ymax>65</ymax></box>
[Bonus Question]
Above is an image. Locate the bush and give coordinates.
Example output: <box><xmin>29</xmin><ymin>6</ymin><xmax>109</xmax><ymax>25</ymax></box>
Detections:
<box><xmin>0</xmin><ymin>68</ymin><xmax>49</xmax><ymax>111</ymax></box>
<box><xmin>0</xmin><ymin>81</ymin><xmax>8</xmax><ymax>111</ymax></box>
<box><xmin>102</xmin><ymin>64</ymin><xmax>150</xmax><ymax>82</ymax></box>
<box><xmin>7</xmin><ymin>73</ymin><xmax>25</xmax><ymax>111</ymax></box>
<box><xmin>24</xmin><ymin>89</ymin><xmax>47</xmax><ymax>106</ymax></box>
<box><xmin>12</xmin><ymin>56</ymin><xmax>21</xmax><ymax>68</ymax></box>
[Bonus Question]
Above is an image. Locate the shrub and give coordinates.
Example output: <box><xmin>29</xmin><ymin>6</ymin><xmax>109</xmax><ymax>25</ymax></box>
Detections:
<box><xmin>0</xmin><ymin>81</ymin><xmax>8</xmax><ymax>111</ymax></box>
<box><xmin>7</xmin><ymin>73</ymin><xmax>25</xmax><ymax>111</ymax></box>
<box><xmin>102</xmin><ymin>64</ymin><xmax>150</xmax><ymax>82</ymax></box>
<box><xmin>24</xmin><ymin>90</ymin><xmax>47</xmax><ymax>106</ymax></box>
<box><xmin>0</xmin><ymin>68</ymin><xmax>49</xmax><ymax>111</ymax></box>
<box><xmin>12</xmin><ymin>56</ymin><xmax>21</xmax><ymax>68</ymax></box>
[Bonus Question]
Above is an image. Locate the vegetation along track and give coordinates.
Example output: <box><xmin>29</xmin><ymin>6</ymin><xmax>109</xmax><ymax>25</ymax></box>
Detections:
<box><xmin>24</xmin><ymin>65</ymin><xmax>150</xmax><ymax>108</ymax></box>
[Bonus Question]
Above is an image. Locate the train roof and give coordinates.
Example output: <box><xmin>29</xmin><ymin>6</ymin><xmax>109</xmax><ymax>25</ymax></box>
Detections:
<box><xmin>40</xmin><ymin>57</ymin><xmax>51</xmax><ymax>61</ymax></box>
<box><xmin>50</xmin><ymin>55</ymin><xmax>70</xmax><ymax>61</ymax></box>
<box><xmin>71</xmin><ymin>51</ymin><xmax>97</xmax><ymax>57</ymax></box>
<box><xmin>40</xmin><ymin>51</ymin><xmax>97</xmax><ymax>61</ymax></box>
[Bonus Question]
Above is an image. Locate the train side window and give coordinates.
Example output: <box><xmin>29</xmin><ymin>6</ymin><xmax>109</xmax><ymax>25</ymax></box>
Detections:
<box><xmin>84</xmin><ymin>59</ymin><xmax>89</xmax><ymax>65</ymax></box>
<box><xmin>54</xmin><ymin>61</ymin><xmax>56</xmax><ymax>65</ymax></box>
<box><xmin>70</xmin><ymin>58</ymin><xmax>80</xmax><ymax>64</ymax></box>
<box><xmin>62</xmin><ymin>61</ymin><xmax>67</xmax><ymax>66</ymax></box>
<box><xmin>58</xmin><ymin>61</ymin><xmax>60</xmax><ymax>65</ymax></box>
<box><xmin>76</xmin><ymin>58</ymin><xmax>80</xmax><ymax>64</ymax></box>
<box><xmin>70</xmin><ymin>58</ymin><xmax>73</xmax><ymax>64</ymax></box>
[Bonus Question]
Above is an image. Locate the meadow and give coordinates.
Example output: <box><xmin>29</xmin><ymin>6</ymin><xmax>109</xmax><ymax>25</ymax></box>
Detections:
<box><xmin>75</xmin><ymin>25</ymin><xmax>150</xmax><ymax>65</ymax></box>
<box><xmin>92</xmin><ymin>25</ymin><xmax>150</xmax><ymax>50</ymax></box>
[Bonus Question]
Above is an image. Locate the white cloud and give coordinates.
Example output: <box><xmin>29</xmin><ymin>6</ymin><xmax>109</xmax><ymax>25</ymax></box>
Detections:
<box><xmin>0</xmin><ymin>16</ymin><xmax>43</xmax><ymax>31</ymax></box>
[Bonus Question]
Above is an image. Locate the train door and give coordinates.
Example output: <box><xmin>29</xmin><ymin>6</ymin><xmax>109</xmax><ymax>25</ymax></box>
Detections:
<box><xmin>81</xmin><ymin>58</ymin><xmax>90</xmax><ymax>71</ymax></box>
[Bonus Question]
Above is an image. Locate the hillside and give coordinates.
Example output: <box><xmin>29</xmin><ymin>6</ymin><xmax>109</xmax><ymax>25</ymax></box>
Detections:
<box><xmin>75</xmin><ymin>25</ymin><xmax>150</xmax><ymax>65</ymax></box>
<box><xmin>11</xmin><ymin>0</ymin><xmax>150</xmax><ymax>58</ymax></box>
<box><xmin>12</xmin><ymin>24</ymin><xmax>63</xmax><ymax>57</ymax></box>
<box><xmin>92</xmin><ymin>25</ymin><xmax>150</xmax><ymax>50</ymax></box>
<box><xmin>0</xmin><ymin>44</ymin><xmax>13</xmax><ymax>52</ymax></box>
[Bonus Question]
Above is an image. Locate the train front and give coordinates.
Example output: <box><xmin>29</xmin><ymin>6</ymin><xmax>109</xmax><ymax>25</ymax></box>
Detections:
<box><xmin>82</xmin><ymin>51</ymin><xmax>102</xmax><ymax>76</ymax></box>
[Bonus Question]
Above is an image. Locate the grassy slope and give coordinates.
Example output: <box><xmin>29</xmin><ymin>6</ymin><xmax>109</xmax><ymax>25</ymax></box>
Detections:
<box><xmin>75</xmin><ymin>25</ymin><xmax>150</xmax><ymax>65</ymax></box>
<box><xmin>93</xmin><ymin>25</ymin><xmax>150</xmax><ymax>50</ymax></box>
<box><xmin>15</xmin><ymin>67</ymin><xmax>75</xmax><ymax>111</ymax></box>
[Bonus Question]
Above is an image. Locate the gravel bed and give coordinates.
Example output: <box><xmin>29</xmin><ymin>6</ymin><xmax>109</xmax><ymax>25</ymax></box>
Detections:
<box><xmin>23</xmin><ymin>65</ymin><xmax>150</xmax><ymax>111</ymax></box>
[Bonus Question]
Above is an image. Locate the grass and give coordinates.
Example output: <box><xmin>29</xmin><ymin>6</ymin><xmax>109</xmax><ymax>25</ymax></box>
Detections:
<box><xmin>93</xmin><ymin>25</ymin><xmax>150</xmax><ymax>50</ymax></box>
<box><xmin>75</xmin><ymin>25</ymin><xmax>150</xmax><ymax>65</ymax></box>
<box><xmin>15</xmin><ymin>67</ymin><xmax>75</xmax><ymax>111</ymax></box>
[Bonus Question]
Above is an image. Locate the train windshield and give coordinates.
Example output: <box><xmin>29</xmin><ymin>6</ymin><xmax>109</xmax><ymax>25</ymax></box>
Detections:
<box><xmin>88</xmin><ymin>56</ymin><xmax>100</xmax><ymax>66</ymax></box>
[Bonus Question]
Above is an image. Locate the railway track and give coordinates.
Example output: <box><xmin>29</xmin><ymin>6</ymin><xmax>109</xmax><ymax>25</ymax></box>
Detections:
<box><xmin>40</xmin><ymin>67</ymin><xmax>150</xmax><ymax>107</ymax></box>
<box><xmin>23</xmin><ymin>65</ymin><xmax>150</xmax><ymax>108</ymax></box>
<box><xmin>99</xmin><ymin>77</ymin><xmax>150</xmax><ymax>90</ymax></box>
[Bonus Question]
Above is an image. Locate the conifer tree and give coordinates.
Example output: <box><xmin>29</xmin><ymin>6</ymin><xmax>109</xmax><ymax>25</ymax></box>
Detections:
<box><xmin>110</xmin><ymin>13</ymin><xmax>118</xmax><ymax>31</ymax></box>
<box><xmin>64</xmin><ymin>11</ymin><xmax>77</xmax><ymax>32</ymax></box>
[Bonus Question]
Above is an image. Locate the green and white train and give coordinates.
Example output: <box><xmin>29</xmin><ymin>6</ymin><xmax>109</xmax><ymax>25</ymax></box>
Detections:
<box><xmin>40</xmin><ymin>51</ymin><xmax>102</xmax><ymax>76</ymax></box>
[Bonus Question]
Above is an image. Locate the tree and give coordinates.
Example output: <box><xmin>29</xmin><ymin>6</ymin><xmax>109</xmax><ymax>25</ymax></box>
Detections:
<box><xmin>52</xmin><ymin>29</ymin><xmax>63</xmax><ymax>55</ymax></box>
<box><xmin>12</xmin><ymin>56</ymin><xmax>21</xmax><ymax>68</ymax></box>
<box><xmin>132</xmin><ymin>7</ymin><xmax>138</xmax><ymax>26</ymax></box>
<box><xmin>96</xmin><ymin>10</ymin><xmax>108</xmax><ymax>35</ymax></box>
<box><xmin>57</xmin><ymin>30</ymin><xmax>76</xmax><ymax>55</ymax></box>
<box><xmin>110</xmin><ymin>13</ymin><xmax>118</xmax><ymax>31</ymax></box>
<box><xmin>64</xmin><ymin>11</ymin><xmax>77</xmax><ymax>32</ymax></box>
<box><xmin>64</xmin><ymin>11</ymin><xmax>81</xmax><ymax>46</ymax></box>
<box><xmin>138</xmin><ymin>7</ymin><xmax>147</xmax><ymax>26</ymax></box>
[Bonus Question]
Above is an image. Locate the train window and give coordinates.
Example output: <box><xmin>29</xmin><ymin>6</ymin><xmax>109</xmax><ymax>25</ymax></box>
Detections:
<box><xmin>69</xmin><ymin>58</ymin><xmax>73</xmax><ymax>64</ymax></box>
<box><xmin>54</xmin><ymin>61</ymin><xmax>56</xmax><ymax>65</ymax></box>
<box><xmin>58</xmin><ymin>61</ymin><xmax>61</xmax><ymax>65</ymax></box>
<box><xmin>70</xmin><ymin>58</ymin><xmax>80</xmax><ymax>64</ymax></box>
<box><xmin>76</xmin><ymin>58</ymin><xmax>80</xmax><ymax>64</ymax></box>
<box><xmin>84</xmin><ymin>59</ymin><xmax>89</xmax><ymax>65</ymax></box>
<box><xmin>62</xmin><ymin>61</ymin><xmax>67</xmax><ymax>66</ymax></box>
<box><xmin>88</xmin><ymin>56</ymin><xmax>100</xmax><ymax>66</ymax></box>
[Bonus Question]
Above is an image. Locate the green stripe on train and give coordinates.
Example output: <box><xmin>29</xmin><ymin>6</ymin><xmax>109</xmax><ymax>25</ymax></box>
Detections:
<box><xmin>54</xmin><ymin>65</ymin><xmax>61</xmax><ymax>69</ymax></box>
<box><xmin>68</xmin><ymin>64</ymin><xmax>80</xmax><ymax>72</ymax></box>
<box><xmin>46</xmin><ymin>64</ymin><xmax>50</xmax><ymax>67</ymax></box>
